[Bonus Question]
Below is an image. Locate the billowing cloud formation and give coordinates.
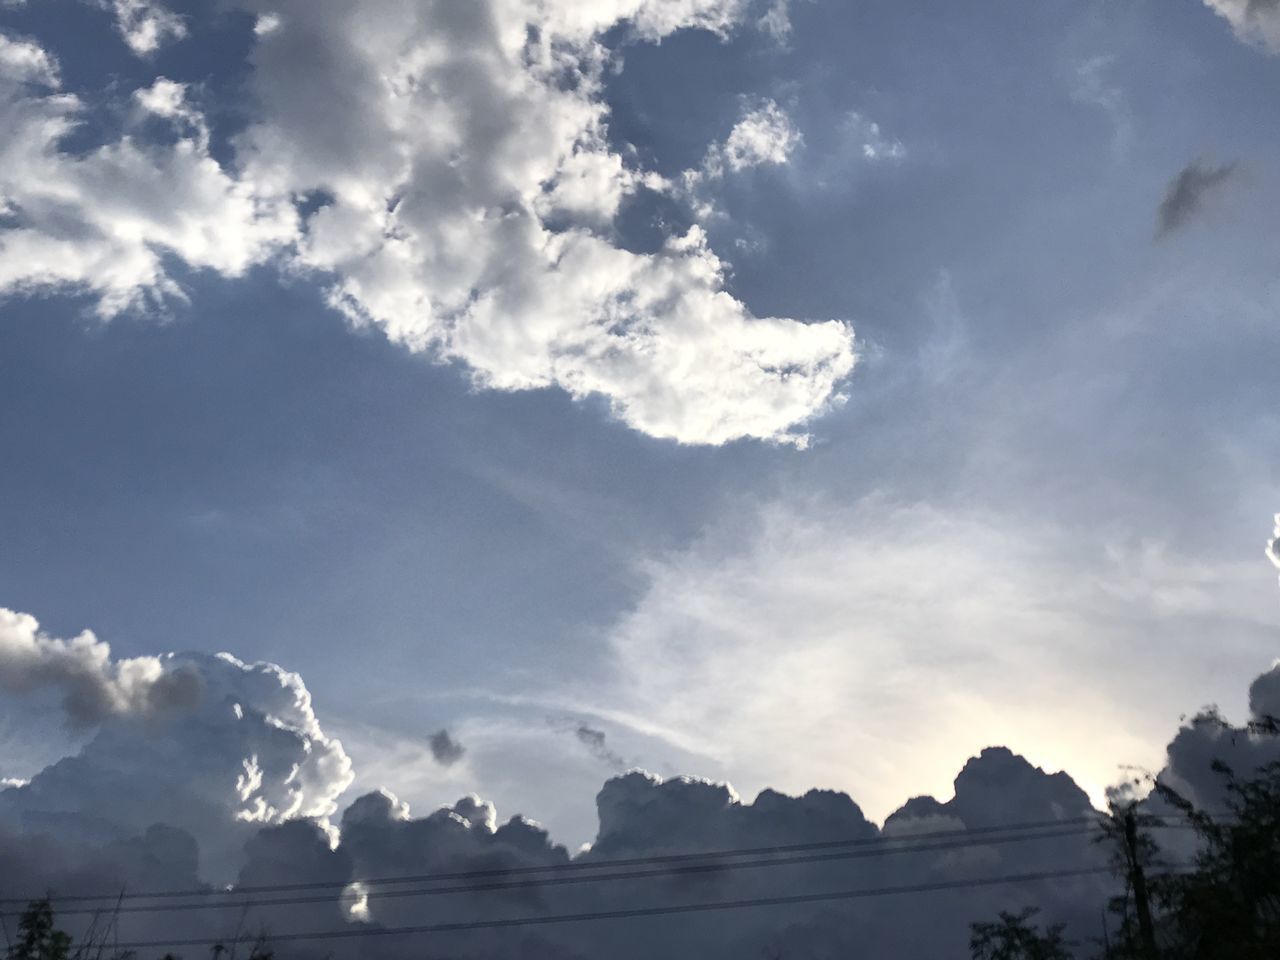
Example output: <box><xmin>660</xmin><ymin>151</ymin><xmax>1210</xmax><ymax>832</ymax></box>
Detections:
<box><xmin>0</xmin><ymin>610</ymin><xmax>352</xmax><ymax>880</ymax></box>
<box><xmin>3</xmin><ymin>600</ymin><xmax>1279</xmax><ymax>958</ymax></box>
<box><xmin>428</xmin><ymin>728</ymin><xmax>465</xmax><ymax>766</ymax></box>
<box><xmin>0</xmin><ymin>608</ymin><xmax>201</xmax><ymax>727</ymax></box>
<box><xmin>1203</xmin><ymin>0</ymin><xmax>1280</xmax><ymax>53</ymax></box>
<box><xmin>0</xmin><ymin>46</ymin><xmax>296</xmax><ymax>315</ymax></box>
<box><xmin>1156</xmin><ymin>159</ymin><xmax>1238</xmax><ymax>237</ymax></box>
<box><xmin>0</xmin><ymin>3</ymin><xmax>856</xmax><ymax>446</ymax></box>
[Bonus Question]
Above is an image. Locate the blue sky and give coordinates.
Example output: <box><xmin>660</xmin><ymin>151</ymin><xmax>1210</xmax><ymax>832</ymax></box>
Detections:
<box><xmin>1</xmin><ymin>0</ymin><xmax>1278</xmax><ymax>850</ymax></box>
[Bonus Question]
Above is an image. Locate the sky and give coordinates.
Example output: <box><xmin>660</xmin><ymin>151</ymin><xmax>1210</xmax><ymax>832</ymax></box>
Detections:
<box><xmin>0</xmin><ymin>3</ymin><xmax>1278</xmax><ymax>950</ymax></box>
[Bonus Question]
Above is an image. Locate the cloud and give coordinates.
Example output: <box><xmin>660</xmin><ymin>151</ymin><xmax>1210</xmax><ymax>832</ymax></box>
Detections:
<box><xmin>756</xmin><ymin>0</ymin><xmax>793</xmax><ymax>41</ymax></box>
<box><xmin>0</xmin><ymin>608</ymin><xmax>201</xmax><ymax>728</ymax></box>
<box><xmin>589</xmin><ymin>498</ymin><xmax>1280</xmax><ymax>821</ymax></box>
<box><xmin>103</xmin><ymin>0</ymin><xmax>187</xmax><ymax>55</ymax></box>
<box><xmin>1156</xmin><ymin>159</ymin><xmax>1238</xmax><ymax>237</ymax></box>
<box><xmin>0</xmin><ymin>609</ymin><xmax>353</xmax><ymax>880</ymax></box>
<box><xmin>0</xmin><ymin>4</ymin><xmax>857</xmax><ymax>446</ymax></box>
<box><xmin>839</xmin><ymin>111</ymin><xmax>906</xmax><ymax>163</ymax></box>
<box><xmin>1268</xmin><ymin>514</ymin><xmax>1280</xmax><ymax>581</ymax></box>
<box><xmin>0</xmin><ymin>32</ymin><xmax>58</xmax><ymax>86</ymax></box>
<box><xmin>1070</xmin><ymin>56</ymin><xmax>1131</xmax><ymax>159</ymax></box>
<box><xmin>1202</xmin><ymin>0</ymin><xmax>1280</xmax><ymax>53</ymax></box>
<box><xmin>429</xmin><ymin>728</ymin><xmax>466</xmax><ymax>766</ymax></box>
<box><xmin>0</xmin><ymin>59</ymin><xmax>296</xmax><ymax>316</ymax></box>
<box><xmin>5</xmin><ymin>598</ymin><xmax>1280</xmax><ymax>958</ymax></box>
<box><xmin>697</xmin><ymin>100</ymin><xmax>802</xmax><ymax>180</ymax></box>
<box><xmin>575</xmin><ymin>723</ymin><xmax>630</xmax><ymax>770</ymax></box>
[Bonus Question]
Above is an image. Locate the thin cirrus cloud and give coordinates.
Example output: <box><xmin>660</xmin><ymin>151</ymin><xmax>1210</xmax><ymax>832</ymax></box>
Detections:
<box><xmin>594</xmin><ymin>499</ymin><xmax>1280</xmax><ymax>820</ymax></box>
<box><xmin>0</xmin><ymin>1</ymin><xmax>857</xmax><ymax>447</ymax></box>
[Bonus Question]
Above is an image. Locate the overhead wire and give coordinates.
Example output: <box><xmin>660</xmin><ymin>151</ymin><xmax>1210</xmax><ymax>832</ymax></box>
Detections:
<box><xmin>97</xmin><ymin>865</ymin><xmax>1123</xmax><ymax>952</ymax></box>
<box><xmin>32</xmin><ymin>824</ymin><xmax>1105</xmax><ymax>918</ymax></box>
<box><xmin>1</xmin><ymin>813</ymin><xmax>1114</xmax><ymax>907</ymax></box>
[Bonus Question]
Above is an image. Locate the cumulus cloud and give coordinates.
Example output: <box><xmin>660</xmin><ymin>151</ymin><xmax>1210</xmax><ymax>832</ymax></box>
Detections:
<box><xmin>1202</xmin><ymin>0</ymin><xmax>1280</xmax><ymax>53</ymax></box>
<box><xmin>1156</xmin><ymin>159</ymin><xmax>1238</xmax><ymax>237</ymax></box>
<box><xmin>0</xmin><ymin>608</ymin><xmax>201</xmax><ymax>727</ymax></box>
<box><xmin>0</xmin><ymin>3</ymin><xmax>856</xmax><ymax>446</ymax></box>
<box><xmin>0</xmin><ymin>609</ymin><xmax>352</xmax><ymax>880</ymax></box>
<box><xmin>6</xmin><ymin>598</ymin><xmax>1280</xmax><ymax>958</ymax></box>
<box><xmin>0</xmin><ymin>54</ymin><xmax>296</xmax><ymax>316</ymax></box>
<box><xmin>428</xmin><ymin>728</ymin><xmax>466</xmax><ymax>766</ymax></box>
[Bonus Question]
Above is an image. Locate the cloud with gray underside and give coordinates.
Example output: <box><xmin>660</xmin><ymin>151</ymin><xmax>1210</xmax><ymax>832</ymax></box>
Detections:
<box><xmin>429</xmin><ymin>728</ymin><xmax>466</xmax><ymax>766</ymax></box>
<box><xmin>1156</xmin><ymin>159</ymin><xmax>1238</xmax><ymax>237</ymax></box>
<box><xmin>0</xmin><ymin>609</ymin><xmax>202</xmax><ymax>728</ymax></box>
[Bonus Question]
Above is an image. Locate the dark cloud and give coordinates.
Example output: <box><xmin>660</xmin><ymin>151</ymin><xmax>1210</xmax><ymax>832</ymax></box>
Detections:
<box><xmin>575</xmin><ymin>724</ymin><xmax>629</xmax><ymax>771</ymax></box>
<box><xmin>3</xmin><ymin>600</ymin><xmax>1278</xmax><ymax>958</ymax></box>
<box><xmin>428</xmin><ymin>728</ymin><xmax>466</xmax><ymax>766</ymax></box>
<box><xmin>1156</xmin><ymin>159</ymin><xmax>1238</xmax><ymax>238</ymax></box>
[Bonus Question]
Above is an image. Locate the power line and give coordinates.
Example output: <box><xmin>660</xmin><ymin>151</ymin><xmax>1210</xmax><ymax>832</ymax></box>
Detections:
<box><xmin>2</xmin><ymin>815</ymin><xmax>1110</xmax><ymax>907</ymax></box>
<box><xmin>36</xmin><ymin>824</ymin><xmax>1103</xmax><ymax>918</ymax></box>
<box><xmin>101</xmin><ymin>865</ymin><xmax>1118</xmax><ymax>951</ymax></box>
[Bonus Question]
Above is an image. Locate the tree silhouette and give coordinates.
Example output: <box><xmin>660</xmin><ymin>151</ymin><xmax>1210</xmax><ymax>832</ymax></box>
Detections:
<box><xmin>1149</xmin><ymin>759</ymin><xmax>1280</xmax><ymax>959</ymax></box>
<box><xmin>970</xmin><ymin>909</ymin><xmax>1073</xmax><ymax>960</ymax></box>
<box><xmin>6</xmin><ymin>901</ymin><xmax>70</xmax><ymax>960</ymax></box>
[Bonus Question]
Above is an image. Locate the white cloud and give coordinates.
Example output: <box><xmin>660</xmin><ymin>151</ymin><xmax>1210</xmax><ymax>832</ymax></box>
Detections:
<box><xmin>0</xmin><ymin>608</ymin><xmax>353</xmax><ymax>880</ymax></box>
<box><xmin>242</xmin><ymin>2</ymin><xmax>851</xmax><ymax>446</ymax></box>
<box><xmin>592</xmin><ymin>498</ymin><xmax>1280</xmax><ymax>820</ymax></box>
<box><xmin>841</xmin><ymin>111</ymin><xmax>905</xmax><ymax>163</ymax></box>
<box><xmin>1070</xmin><ymin>55</ymin><xmax>1131</xmax><ymax>159</ymax></box>
<box><xmin>105</xmin><ymin>0</ymin><xmax>187</xmax><ymax>55</ymax></box>
<box><xmin>1202</xmin><ymin>0</ymin><xmax>1280</xmax><ymax>52</ymax></box>
<box><xmin>0</xmin><ymin>60</ymin><xmax>296</xmax><ymax>316</ymax></box>
<box><xmin>0</xmin><ymin>3</ymin><xmax>856</xmax><ymax>447</ymax></box>
<box><xmin>757</xmin><ymin>0</ymin><xmax>793</xmax><ymax>41</ymax></box>
<box><xmin>0</xmin><ymin>32</ymin><xmax>58</xmax><ymax>86</ymax></box>
<box><xmin>1268</xmin><ymin>513</ymin><xmax>1280</xmax><ymax>580</ymax></box>
<box><xmin>700</xmin><ymin>99</ymin><xmax>803</xmax><ymax>178</ymax></box>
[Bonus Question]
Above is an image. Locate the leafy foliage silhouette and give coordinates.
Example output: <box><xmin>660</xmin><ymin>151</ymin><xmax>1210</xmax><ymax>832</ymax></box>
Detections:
<box><xmin>971</xmin><ymin>715</ymin><xmax>1280</xmax><ymax>959</ymax></box>
<box><xmin>970</xmin><ymin>909</ymin><xmax>1073</xmax><ymax>960</ymax></box>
